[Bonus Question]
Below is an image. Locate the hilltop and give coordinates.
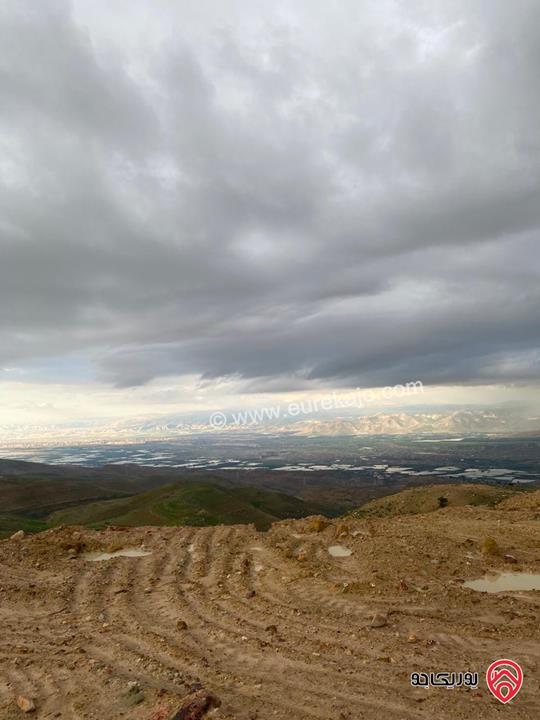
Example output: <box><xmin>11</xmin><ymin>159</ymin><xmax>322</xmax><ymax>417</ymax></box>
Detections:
<box><xmin>1</xmin><ymin>488</ymin><xmax>539</xmax><ymax>718</ymax></box>
<box><xmin>350</xmin><ymin>483</ymin><xmax>518</xmax><ymax>518</ymax></box>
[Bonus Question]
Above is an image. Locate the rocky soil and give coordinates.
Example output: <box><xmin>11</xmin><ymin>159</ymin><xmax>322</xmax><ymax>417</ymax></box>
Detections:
<box><xmin>1</xmin><ymin>499</ymin><xmax>540</xmax><ymax>718</ymax></box>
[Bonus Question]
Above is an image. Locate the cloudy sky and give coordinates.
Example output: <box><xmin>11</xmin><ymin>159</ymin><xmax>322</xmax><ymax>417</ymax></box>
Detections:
<box><xmin>1</xmin><ymin>0</ymin><xmax>540</xmax><ymax>428</ymax></box>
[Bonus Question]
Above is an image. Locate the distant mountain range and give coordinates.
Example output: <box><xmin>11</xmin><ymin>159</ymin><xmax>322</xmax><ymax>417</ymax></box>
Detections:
<box><xmin>1</xmin><ymin>408</ymin><xmax>539</xmax><ymax>446</ymax></box>
<box><xmin>123</xmin><ymin>408</ymin><xmax>538</xmax><ymax>437</ymax></box>
<box><xmin>272</xmin><ymin>410</ymin><xmax>540</xmax><ymax>436</ymax></box>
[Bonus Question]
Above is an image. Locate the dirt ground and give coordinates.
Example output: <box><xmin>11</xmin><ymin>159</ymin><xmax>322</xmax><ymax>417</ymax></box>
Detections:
<box><xmin>1</xmin><ymin>500</ymin><xmax>539</xmax><ymax>718</ymax></box>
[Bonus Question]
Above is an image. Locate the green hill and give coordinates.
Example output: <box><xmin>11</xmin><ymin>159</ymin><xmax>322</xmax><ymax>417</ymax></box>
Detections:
<box><xmin>349</xmin><ymin>483</ymin><xmax>517</xmax><ymax>519</ymax></box>
<box><xmin>0</xmin><ymin>459</ymin><xmax>182</xmax><ymax>522</ymax></box>
<box><xmin>48</xmin><ymin>482</ymin><xmax>325</xmax><ymax>531</ymax></box>
<box><xmin>0</xmin><ymin>460</ymin><xmax>331</xmax><ymax>536</ymax></box>
<box><xmin>0</xmin><ymin>514</ymin><xmax>48</xmax><ymax>537</ymax></box>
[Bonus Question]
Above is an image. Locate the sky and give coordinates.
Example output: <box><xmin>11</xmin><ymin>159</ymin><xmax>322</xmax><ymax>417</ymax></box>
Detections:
<box><xmin>1</xmin><ymin>0</ymin><xmax>540</xmax><ymax>430</ymax></box>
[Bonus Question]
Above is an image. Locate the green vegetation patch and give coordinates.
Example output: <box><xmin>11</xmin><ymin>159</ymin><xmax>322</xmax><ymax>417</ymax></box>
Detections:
<box><xmin>48</xmin><ymin>482</ymin><xmax>324</xmax><ymax>531</ymax></box>
<box><xmin>0</xmin><ymin>514</ymin><xmax>48</xmax><ymax>538</ymax></box>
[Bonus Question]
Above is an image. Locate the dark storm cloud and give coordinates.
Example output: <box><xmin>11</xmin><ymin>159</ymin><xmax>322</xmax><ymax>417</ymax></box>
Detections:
<box><xmin>1</xmin><ymin>0</ymin><xmax>539</xmax><ymax>389</ymax></box>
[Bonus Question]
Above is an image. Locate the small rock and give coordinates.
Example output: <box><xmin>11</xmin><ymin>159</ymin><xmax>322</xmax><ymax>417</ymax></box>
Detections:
<box><xmin>265</xmin><ymin>624</ymin><xmax>278</xmax><ymax>634</ymax></box>
<box><xmin>407</xmin><ymin>634</ymin><xmax>418</xmax><ymax>643</ymax></box>
<box><xmin>10</xmin><ymin>530</ymin><xmax>25</xmax><ymax>541</ymax></box>
<box><xmin>334</xmin><ymin>522</ymin><xmax>349</xmax><ymax>537</ymax></box>
<box><xmin>125</xmin><ymin>690</ymin><xmax>145</xmax><ymax>706</ymax></box>
<box><xmin>481</xmin><ymin>537</ymin><xmax>501</xmax><ymax>556</ymax></box>
<box><xmin>306</xmin><ymin>516</ymin><xmax>329</xmax><ymax>533</ymax></box>
<box><xmin>170</xmin><ymin>689</ymin><xmax>221</xmax><ymax>719</ymax></box>
<box><xmin>370</xmin><ymin>613</ymin><xmax>388</xmax><ymax>628</ymax></box>
<box><xmin>176</xmin><ymin>620</ymin><xmax>188</xmax><ymax>630</ymax></box>
<box><xmin>16</xmin><ymin>696</ymin><xmax>36</xmax><ymax>713</ymax></box>
<box><xmin>504</xmin><ymin>554</ymin><xmax>518</xmax><ymax>564</ymax></box>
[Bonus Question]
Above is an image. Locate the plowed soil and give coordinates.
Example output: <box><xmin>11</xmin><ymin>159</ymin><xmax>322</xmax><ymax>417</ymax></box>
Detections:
<box><xmin>1</xmin><ymin>502</ymin><xmax>540</xmax><ymax>718</ymax></box>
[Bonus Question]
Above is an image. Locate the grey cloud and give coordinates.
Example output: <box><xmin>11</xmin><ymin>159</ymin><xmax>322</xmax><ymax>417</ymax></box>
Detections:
<box><xmin>1</xmin><ymin>0</ymin><xmax>539</xmax><ymax>391</ymax></box>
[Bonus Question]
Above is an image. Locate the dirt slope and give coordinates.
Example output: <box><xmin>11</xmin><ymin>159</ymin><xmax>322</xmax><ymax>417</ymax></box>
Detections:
<box><xmin>1</xmin><ymin>502</ymin><xmax>539</xmax><ymax>719</ymax></box>
<box><xmin>351</xmin><ymin>483</ymin><xmax>516</xmax><ymax>518</ymax></box>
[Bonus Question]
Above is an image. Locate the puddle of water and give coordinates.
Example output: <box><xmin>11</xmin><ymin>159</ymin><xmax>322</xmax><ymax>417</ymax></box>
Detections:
<box><xmin>464</xmin><ymin>572</ymin><xmax>540</xmax><ymax>593</ymax></box>
<box><xmin>83</xmin><ymin>548</ymin><xmax>152</xmax><ymax>562</ymax></box>
<box><xmin>328</xmin><ymin>545</ymin><xmax>352</xmax><ymax>558</ymax></box>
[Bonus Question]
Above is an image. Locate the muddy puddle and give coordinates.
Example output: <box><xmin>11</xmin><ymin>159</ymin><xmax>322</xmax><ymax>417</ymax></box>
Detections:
<box><xmin>328</xmin><ymin>545</ymin><xmax>352</xmax><ymax>557</ymax></box>
<box><xmin>464</xmin><ymin>572</ymin><xmax>540</xmax><ymax>593</ymax></box>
